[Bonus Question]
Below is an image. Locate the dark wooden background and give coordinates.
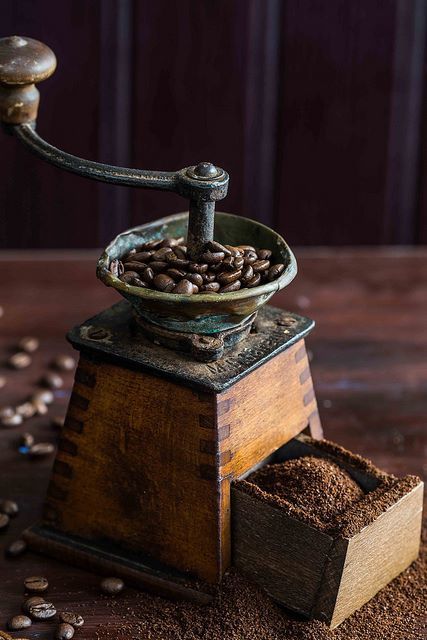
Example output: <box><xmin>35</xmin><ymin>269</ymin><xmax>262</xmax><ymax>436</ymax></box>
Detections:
<box><xmin>1</xmin><ymin>0</ymin><xmax>427</xmax><ymax>249</ymax></box>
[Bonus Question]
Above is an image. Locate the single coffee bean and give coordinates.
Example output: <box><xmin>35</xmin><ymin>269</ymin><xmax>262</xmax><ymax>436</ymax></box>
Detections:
<box><xmin>224</xmin><ymin>245</ymin><xmax>243</xmax><ymax>257</ymax></box>
<box><xmin>59</xmin><ymin>612</ymin><xmax>84</xmax><ymax>628</ymax></box>
<box><xmin>172</xmin><ymin>246</ymin><xmax>187</xmax><ymax>260</ymax></box>
<box><xmin>186</xmin><ymin>273</ymin><xmax>203</xmax><ymax>287</ymax></box>
<box><xmin>55</xmin><ymin>623</ymin><xmax>75</xmax><ymax>640</ymax></box>
<box><xmin>42</xmin><ymin>372</ymin><xmax>64</xmax><ymax>390</ymax></box>
<box><xmin>0</xmin><ymin>375</ymin><xmax>6</xmax><ymax>389</ymax></box>
<box><xmin>205</xmin><ymin>240</ymin><xmax>231</xmax><ymax>255</ymax></box>
<box><xmin>9</xmin><ymin>352</ymin><xmax>32</xmax><ymax>370</ymax></box>
<box><xmin>20</xmin><ymin>432</ymin><xmax>35</xmax><ymax>447</ymax></box>
<box><xmin>131</xmin><ymin>250</ymin><xmax>153</xmax><ymax>262</ymax></box>
<box><xmin>18</xmin><ymin>336</ymin><xmax>39</xmax><ymax>353</ymax></box>
<box><xmin>268</xmin><ymin>263</ymin><xmax>285</xmax><ymax>280</ymax></box>
<box><xmin>257</xmin><ymin>248</ymin><xmax>272</xmax><ymax>260</ymax></box>
<box><xmin>217</xmin><ymin>270</ymin><xmax>242</xmax><ymax>285</ymax></box>
<box><xmin>51</xmin><ymin>416</ymin><xmax>64</xmax><ymax>429</ymax></box>
<box><xmin>131</xmin><ymin>277</ymin><xmax>148</xmax><ymax>288</ymax></box>
<box><xmin>160</xmin><ymin>236</ymin><xmax>184</xmax><ymax>248</ymax></box>
<box><xmin>53</xmin><ymin>355</ymin><xmax>76</xmax><ymax>371</ymax></box>
<box><xmin>142</xmin><ymin>267</ymin><xmax>155</xmax><ymax>283</ymax></box>
<box><xmin>172</xmin><ymin>279</ymin><xmax>194</xmax><ymax>295</ymax></box>
<box><xmin>6</xmin><ymin>538</ymin><xmax>27</xmax><ymax>557</ymax></box>
<box><xmin>202</xmin><ymin>272</ymin><xmax>216</xmax><ymax>283</ymax></box>
<box><xmin>32</xmin><ymin>390</ymin><xmax>54</xmax><ymax>406</ymax></box>
<box><xmin>109</xmin><ymin>259</ymin><xmax>124</xmax><ymax>277</ymax></box>
<box><xmin>29</xmin><ymin>443</ymin><xmax>55</xmax><ymax>458</ymax></box>
<box><xmin>208</xmin><ymin>262</ymin><xmax>223</xmax><ymax>273</ymax></box>
<box><xmin>152</xmin><ymin>247</ymin><xmax>174</xmax><ymax>261</ymax></box>
<box><xmin>153</xmin><ymin>274</ymin><xmax>175</xmax><ymax>292</ymax></box>
<box><xmin>233</xmin><ymin>256</ymin><xmax>244</xmax><ymax>270</ymax></box>
<box><xmin>192</xmin><ymin>284</ymin><xmax>199</xmax><ymax>293</ymax></box>
<box><xmin>140</xmin><ymin>239</ymin><xmax>162</xmax><ymax>250</ymax></box>
<box><xmin>252</xmin><ymin>259</ymin><xmax>270</xmax><ymax>273</ymax></box>
<box><xmin>0</xmin><ymin>499</ymin><xmax>18</xmax><ymax>517</ymax></box>
<box><xmin>222</xmin><ymin>255</ymin><xmax>235</xmax><ymax>270</ymax></box>
<box><xmin>0</xmin><ymin>406</ymin><xmax>14</xmax><ymax>420</ymax></box>
<box><xmin>246</xmin><ymin>273</ymin><xmax>261</xmax><ymax>287</ymax></box>
<box><xmin>122</xmin><ymin>261</ymin><xmax>148</xmax><ymax>273</ymax></box>
<box><xmin>241</xmin><ymin>265</ymin><xmax>254</xmax><ymax>283</ymax></box>
<box><xmin>166</xmin><ymin>268</ymin><xmax>187</xmax><ymax>281</ymax></box>
<box><xmin>119</xmin><ymin>271</ymin><xmax>140</xmax><ymax>283</ymax></box>
<box><xmin>16</xmin><ymin>402</ymin><xmax>36</xmax><ymax>419</ymax></box>
<box><xmin>29</xmin><ymin>602</ymin><xmax>56</xmax><ymax>620</ymax></box>
<box><xmin>188</xmin><ymin>262</ymin><xmax>208</xmax><ymax>274</ymax></box>
<box><xmin>22</xmin><ymin>596</ymin><xmax>45</xmax><ymax>615</ymax></box>
<box><xmin>7</xmin><ymin>615</ymin><xmax>31</xmax><ymax>630</ymax></box>
<box><xmin>0</xmin><ymin>513</ymin><xmax>10</xmax><ymax>530</ymax></box>
<box><xmin>219</xmin><ymin>280</ymin><xmax>241</xmax><ymax>293</ymax></box>
<box><xmin>237</xmin><ymin>244</ymin><xmax>256</xmax><ymax>252</ymax></box>
<box><xmin>24</xmin><ymin>576</ymin><xmax>49</xmax><ymax>593</ymax></box>
<box><xmin>243</xmin><ymin>250</ymin><xmax>258</xmax><ymax>265</ymax></box>
<box><xmin>2</xmin><ymin>413</ymin><xmax>23</xmax><ymax>427</ymax></box>
<box><xmin>200</xmin><ymin>282</ymin><xmax>220</xmax><ymax>292</ymax></box>
<box><xmin>31</xmin><ymin>400</ymin><xmax>48</xmax><ymax>416</ymax></box>
<box><xmin>165</xmin><ymin>253</ymin><xmax>189</xmax><ymax>268</ymax></box>
<box><xmin>100</xmin><ymin>576</ymin><xmax>125</xmax><ymax>595</ymax></box>
<box><xmin>201</xmin><ymin>251</ymin><xmax>225</xmax><ymax>264</ymax></box>
<box><xmin>149</xmin><ymin>261</ymin><xmax>169</xmax><ymax>272</ymax></box>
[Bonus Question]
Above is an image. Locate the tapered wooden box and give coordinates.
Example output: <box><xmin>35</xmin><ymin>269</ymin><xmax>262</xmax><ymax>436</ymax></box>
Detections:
<box><xmin>232</xmin><ymin>434</ymin><xmax>423</xmax><ymax>628</ymax></box>
<box><xmin>25</xmin><ymin>302</ymin><xmax>322</xmax><ymax>596</ymax></box>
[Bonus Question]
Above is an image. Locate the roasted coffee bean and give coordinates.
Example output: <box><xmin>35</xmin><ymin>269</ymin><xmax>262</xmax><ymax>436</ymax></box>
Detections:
<box><xmin>224</xmin><ymin>245</ymin><xmax>243</xmax><ymax>257</ymax></box>
<box><xmin>151</xmin><ymin>247</ymin><xmax>173</xmax><ymax>261</ymax></box>
<box><xmin>0</xmin><ymin>407</ymin><xmax>16</xmax><ymax>421</ymax></box>
<box><xmin>257</xmin><ymin>248</ymin><xmax>272</xmax><ymax>260</ymax></box>
<box><xmin>7</xmin><ymin>615</ymin><xmax>31</xmax><ymax>631</ymax></box>
<box><xmin>243</xmin><ymin>250</ymin><xmax>258</xmax><ymax>265</ymax></box>
<box><xmin>32</xmin><ymin>390</ymin><xmax>54</xmax><ymax>406</ymax></box>
<box><xmin>140</xmin><ymin>239</ymin><xmax>163</xmax><ymax>250</ymax></box>
<box><xmin>29</xmin><ymin>443</ymin><xmax>55</xmax><ymax>458</ymax></box>
<box><xmin>205</xmin><ymin>240</ymin><xmax>231</xmax><ymax>255</ymax></box>
<box><xmin>9</xmin><ymin>352</ymin><xmax>32</xmax><ymax>369</ymax></box>
<box><xmin>217</xmin><ymin>270</ymin><xmax>242</xmax><ymax>285</ymax></box>
<box><xmin>200</xmin><ymin>282</ymin><xmax>220</xmax><ymax>292</ymax></box>
<box><xmin>122</xmin><ymin>261</ymin><xmax>148</xmax><ymax>273</ymax></box>
<box><xmin>246</xmin><ymin>273</ymin><xmax>261</xmax><ymax>287</ymax></box>
<box><xmin>100</xmin><ymin>576</ymin><xmax>125</xmax><ymax>595</ymax></box>
<box><xmin>131</xmin><ymin>277</ymin><xmax>148</xmax><ymax>288</ymax></box>
<box><xmin>6</xmin><ymin>538</ymin><xmax>27</xmax><ymax>557</ymax></box>
<box><xmin>16</xmin><ymin>402</ymin><xmax>36</xmax><ymax>419</ymax></box>
<box><xmin>55</xmin><ymin>623</ymin><xmax>75</xmax><ymax>640</ymax></box>
<box><xmin>0</xmin><ymin>632</ymin><xmax>13</xmax><ymax>640</ymax></box>
<box><xmin>202</xmin><ymin>272</ymin><xmax>216</xmax><ymax>283</ymax></box>
<box><xmin>165</xmin><ymin>252</ymin><xmax>189</xmax><ymax>268</ymax></box>
<box><xmin>42</xmin><ymin>372</ymin><xmax>64</xmax><ymax>390</ymax></box>
<box><xmin>24</xmin><ymin>576</ymin><xmax>49</xmax><ymax>593</ymax></box>
<box><xmin>22</xmin><ymin>596</ymin><xmax>45</xmax><ymax>615</ymax></box>
<box><xmin>109</xmin><ymin>259</ymin><xmax>124</xmax><ymax>277</ymax></box>
<box><xmin>267</xmin><ymin>263</ymin><xmax>285</xmax><ymax>280</ymax></box>
<box><xmin>201</xmin><ymin>251</ymin><xmax>225</xmax><ymax>264</ymax></box>
<box><xmin>188</xmin><ymin>262</ymin><xmax>208</xmax><ymax>274</ymax></box>
<box><xmin>222</xmin><ymin>255</ymin><xmax>235</xmax><ymax>270</ymax></box>
<box><xmin>18</xmin><ymin>336</ymin><xmax>39</xmax><ymax>353</ymax></box>
<box><xmin>0</xmin><ymin>375</ymin><xmax>6</xmax><ymax>389</ymax></box>
<box><xmin>252</xmin><ymin>259</ymin><xmax>270</xmax><ymax>273</ymax></box>
<box><xmin>138</xmin><ymin>267</ymin><xmax>153</xmax><ymax>284</ymax></box>
<box><xmin>208</xmin><ymin>262</ymin><xmax>222</xmax><ymax>273</ymax></box>
<box><xmin>29</xmin><ymin>602</ymin><xmax>56</xmax><ymax>620</ymax></box>
<box><xmin>149</xmin><ymin>261</ymin><xmax>169</xmax><ymax>272</ymax></box>
<box><xmin>172</xmin><ymin>246</ymin><xmax>187</xmax><ymax>260</ymax></box>
<box><xmin>172</xmin><ymin>279</ymin><xmax>194</xmax><ymax>295</ymax></box>
<box><xmin>1</xmin><ymin>413</ymin><xmax>23</xmax><ymax>427</ymax></box>
<box><xmin>119</xmin><ymin>271</ymin><xmax>140</xmax><ymax>283</ymax></box>
<box><xmin>53</xmin><ymin>355</ymin><xmax>76</xmax><ymax>371</ymax></box>
<box><xmin>20</xmin><ymin>432</ymin><xmax>35</xmax><ymax>448</ymax></box>
<box><xmin>31</xmin><ymin>400</ymin><xmax>48</xmax><ymax>416</ymax></box>
<box><xmin>234</xmin><ymin>256</ymin><xmax>244</xmax><ymax>270</ymax></box>
<box><xmin>160</xmin><ymin>236</ymin><xmax>184</xmax><ymax>248</ymax></box>
<box><xmin>59</xmin><ymin>612</ymin><xmax>84</xmax><ymax>628</ymax></box>
<box><xmin>186</xmin><ymin>273</ymin><xmax>203</xmax><ymax>287</ymax></box>
<box><xmin>0</xmin><ymin>499</ymin><xmax>18</xmax><ymax>517</ymax></box>
<box><xmin>131</xmin><ymin>250</ymin><xmax>153</xmax><ymax>262</ymax></box>
<box><xmin>241</xmin><ymin>265</ymin><xmax>254</xmax><ymax>283</ymax></box>
<box><xmin>0</xmin><ymin>513</ymin><xmax>10</xmax><ymax>530</ymax></box>
<box><xmin>166</xmin><ymin>268</ymin><xmax>187</xmax><ymax>281</ymax></box>
<box><xmin>51</xmin><ymin>416</ymin><xmax>64</xmax><ymax>429</ymax></box>
<box><xmin>153</xmin><ymin>274</ymin><xmax>175</xmax><ymax>292</ymax></box>
<box><xmin>219</xmin><ymin>280</ymin><xmax>241</xmax><ymax>293</ymax></box>
<box><xmin>237</xmin><ymin>244</ymin><xmax>256</xmax><ymax>252</ymax></box>
<box><xmin>192</xmin><ymin>285</ymin><xmax>199</xmax><ymax>293</ymax></box>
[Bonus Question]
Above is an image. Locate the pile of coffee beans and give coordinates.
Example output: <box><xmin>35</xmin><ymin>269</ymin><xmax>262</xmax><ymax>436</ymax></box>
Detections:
<box><xmin>109</xmin><ymin>237</ymin><xmax>286</xmax><ymax>294</ymax></box>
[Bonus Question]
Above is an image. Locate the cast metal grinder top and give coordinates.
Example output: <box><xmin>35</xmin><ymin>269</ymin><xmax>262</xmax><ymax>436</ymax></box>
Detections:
<box><xmin>0</xmin><ymin>35</ymin><xmax>297</xmax><ymax>358</ymax></box>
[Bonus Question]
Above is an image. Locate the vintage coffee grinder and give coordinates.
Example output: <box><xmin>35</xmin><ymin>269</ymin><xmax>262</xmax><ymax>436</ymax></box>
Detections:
<box><xmin>0</xmin><ymin>36</ymin><xmax>322</xmax><ymax>599</ymax></box>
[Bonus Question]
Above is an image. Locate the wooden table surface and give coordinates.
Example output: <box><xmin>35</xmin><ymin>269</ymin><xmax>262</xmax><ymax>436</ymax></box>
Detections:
<box><xmin>0</xmin><ymin>248</ymin><xmax>426</xmax><ymax>639</ymax></box>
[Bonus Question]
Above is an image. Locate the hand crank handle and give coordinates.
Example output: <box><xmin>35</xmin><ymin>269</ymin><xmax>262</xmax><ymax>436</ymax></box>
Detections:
<box><xmin>0</xmin><ymin>36</ymin><xmax>229</xmax><ymax>259</ymax></box>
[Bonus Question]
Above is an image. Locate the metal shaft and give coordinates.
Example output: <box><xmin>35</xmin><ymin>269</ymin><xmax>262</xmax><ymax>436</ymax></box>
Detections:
<box><xmin>187</xmin><ymin>199</ymin><xmax>215</xmax><ymax>261</ymax></box>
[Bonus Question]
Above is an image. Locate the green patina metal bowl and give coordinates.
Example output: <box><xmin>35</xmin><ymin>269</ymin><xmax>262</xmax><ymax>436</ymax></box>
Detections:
<box><xmin>97</xmin><ymin>211</ymin><xmax>297</xmax><ymax>334</ymax></box>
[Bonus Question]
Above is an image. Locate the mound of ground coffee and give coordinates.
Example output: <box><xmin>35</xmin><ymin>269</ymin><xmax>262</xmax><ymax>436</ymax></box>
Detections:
<box><xmin>246</xmin><ymin>455</ymin><xmax>365</xmax><ymax>530</ymax></box>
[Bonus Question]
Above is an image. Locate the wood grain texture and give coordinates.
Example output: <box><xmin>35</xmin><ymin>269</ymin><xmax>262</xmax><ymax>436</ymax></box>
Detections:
<box><xmin>0</xmin><ymin>249</ymin><xmax>425</xmax><ymax>638</ymax></box>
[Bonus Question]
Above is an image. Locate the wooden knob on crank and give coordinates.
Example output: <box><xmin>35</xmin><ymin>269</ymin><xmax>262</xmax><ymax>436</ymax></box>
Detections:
<box><xmin>0</xmin><ymin>36</ymin><xmax>56</xmax><ymax>124</ymax></box>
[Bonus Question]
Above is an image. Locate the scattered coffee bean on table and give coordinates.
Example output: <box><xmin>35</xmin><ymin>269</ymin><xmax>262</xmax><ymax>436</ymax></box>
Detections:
<box><xmin>0</xmin><ymin>513</ymin><xmax>10</xmax><ymax>530</ymax></box>
<box><xmin>18</xmin><ymin>336</ymin><xmax>39</xmax><ymax>353</ymax></box>
<box><xmin>32</xmin><ymin>390</ymin><xmax>54</xmax><ymax>406</ymax></box>
<box><xmin>51</xmin><ymin>416</ymin><xmax>64</xmax><ymax>429</ymax></box>
<box><xmin>59</xmin><ymin>612</ymin><xmax>84</xmax><ymax>628</ymax></box>
<box><xmin>0</xmin><ymin>375</ymin><xmax>6</xmax><ymax>389</ymax></box>
<box><xmin>55</xmin><ymin>623</ymin><xmax>75</xmax><ymax>640</ymax></box>
<box><xmin>16</xmin><ymin>402</ymin><xmax>36</xmax><ymax>419</ymax></box>
<box><xmin>7</xmin><ymin>615</ymin><xmax>31</xmax><ymax>631</ymax></box>
<box><xmin>5</xmin><ymin>538</ymin><xmax>27</xmax><ymax>558</ymax></box>
<box><xmin>22</xmin><ymin>596</ymin><xmax>45</xmax><ymax>615</ymax></box>
<box><xmin>28</xmin><ymin>601</ymin><xmax>56</xmax><ymax>620</ymax></box>
<box><xmin>19</xmin><ymin>432</ymin><xmax>35</xmax><ymax>449</ymax></box>
<box><xmin>41</xmin><ymin>372</ymin><xmax>63</xmax><ymax>390</ymax></box>
<box><xmin>110</xmin><ymin>237</ymin><xmax>286</xmax><ymax>295</ymax></box>
<box><xmin>29</xmin><ymin>442</ymin><xmax>55</xmax><ymax>458</ymax></box>
<box><xmin>1</xmin><ymin>413</ymin><xmax>23</xmax><ymax>427</ymax></box>
<box><xmin>100</xmin><ymin>576</ymin><xmax>125</xmax><ymax>595</ymax></box>
<box><xmin>53</xmin><ymin>355</ymin><xmax>76</xmax><ymax>371</ymax></box>
<box><xmin>0</xmin><ymin>499</ymin><xmax>19</xmax><ymax>517</ymax></box>
<box><xmin>8</xmin><ymin>352</ymin><xmax>32</xmax><ymax>369</ymax></box>
<box><xmin>24</xmin><ymin>576</ymin><xmax>49</xmax><ymax>593</ymax></box>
